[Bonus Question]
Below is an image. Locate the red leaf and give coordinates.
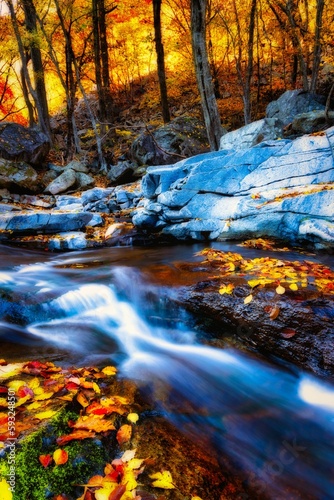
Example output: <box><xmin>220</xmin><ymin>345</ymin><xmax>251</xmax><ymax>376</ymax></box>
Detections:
<box><xmin>281</xmin><ymin>328</ymin><xmax>297</xmax><ymax>338</ymax></box>
<box><xmin>39</xmin><ymin>454</ymin><xmax>53</xmax><ymax>468</ymax></box>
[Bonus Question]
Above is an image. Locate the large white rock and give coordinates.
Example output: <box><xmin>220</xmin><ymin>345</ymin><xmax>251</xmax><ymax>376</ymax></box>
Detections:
<box><xmin>132</xmin><ymin>126</ymin><xmax>334</xmax><ymax>248</ymax></box>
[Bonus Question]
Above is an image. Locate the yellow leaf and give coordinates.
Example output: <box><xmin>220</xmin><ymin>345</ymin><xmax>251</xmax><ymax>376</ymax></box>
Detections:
<box><xmin>276</xmin><ymin>284</ymin><xmax>286</xmax><ymax>294</ymax></box>
<box><xmin>0</xmin><ymin>363</ymin><xmax>24</xmax><ymax>381</ymax></box>
<box><xmin>289</xmin><ymin>283</ymin><xmax>298</xmax><ymax>291</ymax></box>
<box><xmin>192</xmin><ymin>497</ymin><xmax>203</xmax><ymax>500</ymax></box>
<box><xmin>34</xmin><ymin>409</ymin><xmax>57</xmax><ymax>420</ymax></box>
<box><xmin>7</xmin><ymin>380</ymin><xmax>26</xmax><ymax>391</ymax></box>
<box><xmin>127</xmin><ymin>413</ymin><xmax>139</xmax><ymax>424</ymax></box>
<box><xmin>53</xmin><ymin>448</ymin><xmax>68</xmax><ymax>465</ymax></box>
<box><xmin>34</xmin><ymin>391</ymin><xmax>54</xmax><ymax>401</ymax></box>
<box><xmin>122</xmin><ymin>468</ymin><xmax>138</xmax><ymax>490</ymax></box>
<box><xmin>28</xmin><ymin>377</ymin><xmax>40</xmax><ymax>390</ymax></box>
<box><xmin>219</xmin><ymin>283</ymin><xmax>234</xmax><ymax>295</ymax></box>
<box><xmin>247</xmin><ymin>279</ymin><xmax>261</xmax><ymax>288</ymax></box>
<box><xmin>127</xmin><ymin>458</ymin><xmax>144</xmax><ymax>469</ymax></box>
<box><xmin>92</xmin><ymin>382</ymin><xmax>101</xmax><ymax>394</ymax></box>
<box><xmin>26</xmin><ymin>401</ymin><xmax>43</xmax><ymax>410</ymax></box>
<box><xmin>244</xmin><ymin>294</ymin><xmax>253</xmax><ymax>304</ymax></box>
<box><xmin>0</xmin><ymin>479</ymin><xmax>12</xmax><ymax>500</ymax></box>
<box><xmin>150</xmin><ymin>470</ymin><xmax>175</xmax><ymax>489</ymax></box>
<box><xmin>101</xmin><ymin>366</ymin><xmax>117</xmax><ymax>376</ymax></box>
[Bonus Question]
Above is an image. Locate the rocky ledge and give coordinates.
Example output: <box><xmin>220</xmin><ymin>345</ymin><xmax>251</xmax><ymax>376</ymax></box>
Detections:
<box><xmin>132</xmin><ymin>126</ymin><xmax>334</xmax><ymax>250</ymax></box>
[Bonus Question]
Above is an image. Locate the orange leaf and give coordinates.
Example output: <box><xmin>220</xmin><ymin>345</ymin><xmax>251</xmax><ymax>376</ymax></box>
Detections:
<box><xmin>77</xmin><ymin>392</ymin><xmax>89</xmax><ymax>408</ymax></box>
<box><xmin>39</xmin><ymin>454</ymin><xmax>53</xmax><ymax>468</ymax></box>
<box><xmin>269</xmin><ymin>306</ymin><xmax>280</xmax><ymax>320</ymax></box>
<box><xmin>116</xmin><ymin>424</ymin><xmax>132</xmax><ymax>445</ymax></box>
<box><xmin>53</xmin><ymin>449</ymin><xmax>68</xmax><ymax>465</ymax></box>
<box><xmin>71</xmin><ymin>415</ymin><xmax>116</xmax><ymax>433</ymax></box>
<box><xmin>57</xmin><ymin>430</ymin><xmax>96</xmax><ymax>445</ymax></box>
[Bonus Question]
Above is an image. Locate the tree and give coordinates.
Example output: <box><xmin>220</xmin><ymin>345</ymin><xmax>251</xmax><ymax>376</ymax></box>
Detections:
<box><xmin>92</xmin><ymin>0</ymin><xmax>115</xmax><ymax>134</ymax></box>
<box><xmin>20</xmin><ymin>0</ymin><xmax>51</xmax><ymax>138</ymax></box>
<box><xmin>153</xmin><ymin>0</ymin><xmax>170</xmax><ymax>123</ymax></box>
<box><xmin>191</xmin><ymin>0</ymin><xmax>222</xmax><ymax>150</ymax></box>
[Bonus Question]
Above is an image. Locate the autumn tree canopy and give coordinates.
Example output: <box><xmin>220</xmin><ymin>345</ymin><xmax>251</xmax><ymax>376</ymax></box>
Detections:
<box><xmin>0</xmin><ymin>0</ymin><xmax>333</xmax><ymax>157</ymax></box>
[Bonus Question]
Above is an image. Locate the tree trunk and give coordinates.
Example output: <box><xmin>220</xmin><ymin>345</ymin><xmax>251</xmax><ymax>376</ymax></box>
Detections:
<box><xmin>310</xmin><ymin>0</ymin><xmax>325</xmax><ymax>92</ymax></box>
<box><xmin>191</xmin><ymin>0</ymin><xmax>222</xmax><ymax>151</ymax></box>
<box><xmin>21</xmin><ymin>0</ymin><xmax>51</xmax><ymax>139</ymax></box>
<box><xmin>153</xmin><ymin>0</ymin><xmax>171</xmax><ymax>123</ymax></box>
<box><xmin>92</xmin><ymin>0</ymin><xmax>114</xmax><ymax>134</ymax></box>
<box><xmin>243</xmin><ymin>0</ymin><xmax>257</xmax><ymax>124</ymax></box>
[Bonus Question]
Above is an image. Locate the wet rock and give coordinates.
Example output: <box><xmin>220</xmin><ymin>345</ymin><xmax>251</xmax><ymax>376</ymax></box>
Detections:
<box><xmin>48</xmin><ymin>231</ymin><xmax>89</xmax><ymax>251</ymax></box>
<box><xmin>104</xmin><ymin>222</ymin><xmax>138</xmax><ymax>246</ymax></box>
<box><xmin>0</xmin><ymin>159</ymin><xmax>39</xmax><ymax>193</ymax></box>
<box><xmin>0</xmin><ymin>122</ymin><xmax>50</xmax><ymax>165</ymax></box>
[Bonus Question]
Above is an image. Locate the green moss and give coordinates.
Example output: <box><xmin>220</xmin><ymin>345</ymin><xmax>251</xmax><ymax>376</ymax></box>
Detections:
<box><xmin>0</xmin><ymin>408</ymin><xmax>113</xmax><ymax>500</ymax></box>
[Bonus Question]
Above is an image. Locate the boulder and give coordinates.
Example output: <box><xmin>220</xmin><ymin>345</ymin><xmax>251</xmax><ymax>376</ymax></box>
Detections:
<box><xmin>65</xmin><ymin>160</ymin><xmax>89</xmax><ymax>173</ymax></box>
<box><xmin>266</xmin><ymin>90</ymin><xmax>326</xmax><ymax>126</ymax></box>
<box><xmin>219</xmin><ymin>117</ymin><xmax>283</xmax><ymax>151</ymax></box>
<box><xmin>0</xmin><ymin>159</ymin><xmax>40</xmax><ymax>193</ymax></box>
<box><xmin>0</xmin><ymin>122</ymin><xmax>50</xmax><ymax>166</ymax></box>
<box><xmin>45</xmin><ymin>168</ymin><xmax>77</xmax><ymax>194</ymax></box>
<box><xmin>75</xmin><ymin>172</ymin><xmax>95</xmax><ymax>190</ymax></box>
<box><xmin>133</xmin><ymin>126</ymin><xmax>334</xmax><ymax>249</ymax></box>
<box><xmin>0</xmin><ymin>211</ymin><xmax>100</xmax><ymax>234</ymax></box>
<box><xmin>107</xmin><ymin>161</ymin><xmax>136</xmax><ymax>185</ymax></box>
<box><xmin>131</xmin><ymin>116</ymin><xmax>209</xmax><ymax>166</ymax></box>
<box><xmin>284</xmin><ymin>110</ymin><xmax>334</xmax><ymax>136</ymax></box>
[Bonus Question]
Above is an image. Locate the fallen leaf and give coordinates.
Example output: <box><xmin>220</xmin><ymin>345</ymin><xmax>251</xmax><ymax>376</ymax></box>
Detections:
<box><xmin>244</xmin><ymin>294</ymin><xmax>253</xmax><ymax>304</ymax></box>
<box><xmin>57</xmin><ymin>430</ymin><xmax>96</xmax><ymax>445</ymax></box>
<box><xmin>102</xmin><ymin>366</ymin><xmax>117</xmax><ymax>376</ymax></box>
<box><xmin>281</xmin><ymin>328</ymin><xmax>297</xmax><ymax>339</ymax></box>
<box><xmin>117</xmin><ymin>424</ymin><xmax>132</xmax><ymax>445</ymax></box>
<box><xmin>34</xmin><ymin>409</ymin><xmax>57</xmax><ymax>420</ymax></box>
<box><xmin>150</xmin><ymin>471</ymin><xmax>175</xmax><ymax>489</ymax></box>
<box><xmin>276</xmin><ymin>284</ymin><xmax>285</xmax><ymax>294</ymax></box>
<box><xmin>219</xmin><ymin>283</ymin><xmax>234</xmax><ymax>295</ymax></box>
<box><xmin>77</xmin><ymin>392</ymin><xmax>89</xmax><ymax>408</ymax></box>
<box><xmin>127</xmin><ymin>413</ymin><xmax>139</xmax><ymax>424</ymax></box>
<box><xmin>289</xmin><ymin>283</ymin><xmax>299</xmax><ymax>291</ymax></box>
<box><xmin>269</xmin><ymin>306</ymin><xmax>280</xmax><ymax>320</ymax></box>
<box><xmin>71</xmin><ymin>414</ymin><xmax>116</xmax><ymax>433</ymax></box>
<box><xmin>39</xmin><ymin>454</ymin><xmax>53</xmax><ymax>468</ymax></box>
<box><xmin>0</xmin><ymin>479</ymin><xmax>12</xmax><ymax>500</ymax></box>
<box><xmin>53</xmin><ymin>448</ymin><xmax>68</xmax><ymax>465</ymax></box>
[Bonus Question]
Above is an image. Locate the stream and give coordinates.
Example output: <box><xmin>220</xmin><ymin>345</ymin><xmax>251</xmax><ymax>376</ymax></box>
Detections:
<box><xmin>1</xmin><ymin>243</ymin><xmax>334</xmax><ymax>499</ymax></box>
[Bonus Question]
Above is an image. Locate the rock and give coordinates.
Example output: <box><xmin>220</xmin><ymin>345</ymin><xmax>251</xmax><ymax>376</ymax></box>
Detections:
<box><xmin>133</xmin><ymin>126</ymin><xmax>334</xmax><ymax>248</ymax></box>
<box><xmin>56</xmin><ymin>195</ymin><xmax>82</xmax><ymax>208</ymax></box>
<box><xmin>0</xmin><ymin>122</ymin><xmax>50</xmax><ymax>166</ymax></box>
<box><xmin>219</xmin><ymin>117</ymin><xmax>283</xmax><ymax>151</ymax></box>
<box><xmin>107</xmin><ymin>161</ymin><xmax>136</xmax><ymax>185</ymax></box>
<box><xmin>41</xmin><ymin>169</ymin><xmax>58</xmax><ymax>187</ymax></box>
<box><xmin>81</xmin><ymin>187</ymin><xmax>114</xmax><ymax>205</ymax></box>
<box><xmin>45</xmin><ymin>169</ymin><xmax>77</xmax><ymax>194</ymax></box>
<box><xmin>131</xmin><ymin>116</ymin><xmax>209</xmax><ymax>166</ymax></box>
<box><xmin>177</xmin><ymin>274</ymin><xmax>334</xmax><ymax>377</ymax></box>
<box><xmin>284</xmin><ymin>110</ymin><xmax>334</xmax><ymax>136</ymax></box>
<box><xmin>104</xmin><ymin>222</ymin><xmax>138</xmax><ymax>245</ymax></box>
<box><xmin>48</xmin><ymin>231</ymin><xmax>89</xmax><ymax>251</ymax></box>
<box><xmin>0</xmin><ymin>211</ymin><xmax>97</xmax><ymax>234</ymax></box>
<box><xmin>65</xmin><ymin>160</ymin><xmax>89</xmax><ymax>173</ymax></box>
<box><xmin>19</xmin><ymin>195</ymin><xmax>55</xmax><ymax>208</ymax></box>
<box><xmin>266</xmin><ymin>90</ymin><xmax>326</xmax><ymax>126</ymax></box>
<box><xmin>0</xmin><ymin>159</ymin><xmax>39</xmax><ymax>193</ymax></box>
<box><xmin>75</xmin><ymin>172</ymin><xmax>95</xmax><ymax>190</ymax></box>
<box><xmin>0</xmin><ymin>188</ymin><xmax>11</xmax><ymax>200</ymax></box>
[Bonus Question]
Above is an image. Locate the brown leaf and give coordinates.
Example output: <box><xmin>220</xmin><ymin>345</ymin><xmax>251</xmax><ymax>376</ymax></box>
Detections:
<box><xmin>108</xmin><ymin>485</ymin><xmax>126</xmax><ymax>500</ymax></box>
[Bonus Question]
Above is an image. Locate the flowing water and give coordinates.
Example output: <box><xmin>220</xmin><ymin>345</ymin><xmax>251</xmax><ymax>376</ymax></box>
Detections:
<box><xmin>1</xmin><ymin>243</ymin><xmax>334</xmax><ymax>499</ymax></box>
